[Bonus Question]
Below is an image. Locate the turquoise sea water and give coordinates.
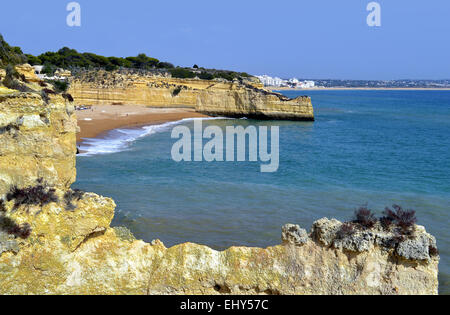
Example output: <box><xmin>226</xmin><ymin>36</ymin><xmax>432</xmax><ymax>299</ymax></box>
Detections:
<box><xmin>75</xmin><ymin>90</ymin><xmax>450</xmax><ymax>294</ymax></box>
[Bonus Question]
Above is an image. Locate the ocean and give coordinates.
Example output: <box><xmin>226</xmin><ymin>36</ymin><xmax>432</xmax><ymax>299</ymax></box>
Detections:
<box><xmin>74</xmin><ymin>90</ymin><xmax>450</xmax><ymax>294</ymax></box>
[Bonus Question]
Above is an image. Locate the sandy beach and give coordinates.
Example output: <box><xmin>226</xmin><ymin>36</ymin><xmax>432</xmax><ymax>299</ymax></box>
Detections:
<box><xmin>76</xmin><ymin>105</ymin><xmax>209</xmax><ymax>144</ymax></box>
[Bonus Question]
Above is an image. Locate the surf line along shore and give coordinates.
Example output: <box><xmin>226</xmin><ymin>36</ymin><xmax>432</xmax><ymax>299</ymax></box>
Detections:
<box><xmin>76</xmin><ymin>104</ymin><xmax>209</xmax><ymax>144</ymax></box>
<box><xmin>76</xmin><ymin>104</ymin><xmax>280</xmax><ymax>173</ymax></box>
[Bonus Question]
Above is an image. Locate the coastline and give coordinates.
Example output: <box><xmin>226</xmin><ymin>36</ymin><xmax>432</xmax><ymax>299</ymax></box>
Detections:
<box><xmin>269</xmin><ymin>87</ymin><xmax>450</xmax><ymax>91</ymax></box>
<box><xmin>76</xmin><ymin>105</ymin><xmax>209</xmax><ymax>144</ymax></box>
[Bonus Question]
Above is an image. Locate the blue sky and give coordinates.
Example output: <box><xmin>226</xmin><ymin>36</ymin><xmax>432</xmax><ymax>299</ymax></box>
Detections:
<box><xmin>1</xmin><ymin>0</ymin><xmax>449</xmax><ymax>80</ymax></box>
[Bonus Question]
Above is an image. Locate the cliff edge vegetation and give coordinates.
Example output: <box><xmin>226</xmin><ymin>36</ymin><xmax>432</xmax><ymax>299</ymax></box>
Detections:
<box><xmin>0</xmin><ymin>34</ymin><xmax>27</xmax><ymax>68</ymax></box>
<box><xmin>1</xmin><ymin>34</ymin><xmax>314</xmax><ymax>121</ymax></box>
<box><xmin>19</xmin><ymin>42</ymin><xmax>252</xmax><ymax>82</ymax></box>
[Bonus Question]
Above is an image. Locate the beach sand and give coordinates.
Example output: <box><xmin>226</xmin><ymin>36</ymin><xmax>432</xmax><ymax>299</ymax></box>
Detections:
<box><xmin>76</xmin><ymin>105</ymin><xmax>209</xmax><ymax>144</ymax></box>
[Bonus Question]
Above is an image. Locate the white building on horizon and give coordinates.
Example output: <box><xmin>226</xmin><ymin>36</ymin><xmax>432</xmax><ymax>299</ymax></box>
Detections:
<box><xmin>257</xmin><ymin>75</ymin><xmax>315</xmax><ymax>89</ymax></box>
<box><xmin>297</xmin><ymin>80</ymin><xmax>315</xmax><ymax>89</ymax></box>
<box><xmin>256</xmin><ymin>75</ymin><xmax>288</xmax><ymax>87</ymax></box>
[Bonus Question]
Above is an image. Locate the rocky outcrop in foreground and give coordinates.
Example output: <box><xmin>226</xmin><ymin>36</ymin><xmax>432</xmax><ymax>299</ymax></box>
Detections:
<box><xmin>68</xmin><ymin>70</ymin><xmax>314</xmax><ymax>121</ymax></box>
<box><xmin>0</xmin><ymin>193</ymin><xmax>440</xmax><ymax>294</ymax></box>
<box><xmin>0</xmin><ymin>70</ymin><xmax>439</xmax><ymax>294</ymax></box>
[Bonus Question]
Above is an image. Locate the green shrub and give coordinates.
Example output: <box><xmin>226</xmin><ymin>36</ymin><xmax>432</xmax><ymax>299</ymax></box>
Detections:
<box><xmin>3</xmin><ymin>65</ymin><xmax>33</xmax><ymax>92</ymax></box>
<box><xmin>157</xmin><ymin>62</ymin><xmax>174</xmax><ymax>69</ymax></box>
<box><xmin>198</xmin><ymin>72</ymin><xmax>214</xmax><ymax>80</ymax></box>
<box><xmin>25</xmin><ymin>54</ymin><xmax>42</xmax><ymax>66</ymax></box>
<box><xmin>126</xmin><ymin>53</ymin><xmax>159</xmax><ymax>70</ymax></box>
<box><xmin>5</xmin><ymin>64</ymin><xmax>19</xmax><ymax>79</ymax></box>
<box><xmin>47</xmin><ymin>80</ymin><xmax>69</xmax><ymax>93</ymax></box>
<box><xmin>169</xmin><ymin>68</ymin><xmax>196</xmax><ymax>79</ymax></box>
<box><xmin>0</xmin><ymin>34</ymin><xmax>27</xmax><ymax>68</ymax></box>
<box><xmin>172</xmin><ymin>86</ymin><xmax>182</xmax><ymax>96</ymax></box>
<box><xmin>108</xmin><ymin>56</ymin><xmax>132</xmax><ymax>69</ymax></box>
<box><xmin>42</xmin><ymin>62</ymin><xmax>57</xmax><ymax>75</ymax></box>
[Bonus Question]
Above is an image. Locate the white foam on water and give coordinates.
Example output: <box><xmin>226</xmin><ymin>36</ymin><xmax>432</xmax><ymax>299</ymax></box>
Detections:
<box><xmin>78</xmin><ymin>117</ymin><xmax>230</xmax><ymax>157</ymax></box>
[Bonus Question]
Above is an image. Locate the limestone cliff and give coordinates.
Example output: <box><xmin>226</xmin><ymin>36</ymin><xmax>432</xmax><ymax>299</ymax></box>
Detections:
<box><xmin>0</xmin><ymin>69</ymin><xmax>440</xmax><ymax>295</ymax></box>
<box><xmin>0</xmin><ymin>183</ymin><xmax>440</xmax><ymax>295</ymax></box>
<box><xmin>68</xmin><ymin>70</ymin><xmax>314</xmax><ymax>121</ymax></box>
<box><xmin>0</xmin><ymin>78</ymin><xmax>76</xmax><ymax>195</ymax></box>
<box><xmin>14</xmin><ymin>64</ymin><xmax>42</xmax><ymax>84</ymax></box>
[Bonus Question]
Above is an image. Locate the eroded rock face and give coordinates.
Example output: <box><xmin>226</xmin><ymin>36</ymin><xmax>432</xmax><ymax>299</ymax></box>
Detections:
<box><xmin>311</xmin><ymin>218</ymin><xmax>342</xmax><ymax>246</ymax></box>
<box><xmin>396</xmin><ymin>231</ymin><xmax>437</xmax><ymax>261</ymax></box>
<box><xmin>15</xmin><ymin>64</ymin><xmax>41</xmax><ymax>83</ymax></box>
<box><xmin>282</xmin><ymin>224</ymin><xmax>309</xmax><ymax>246</ymax></box>
<box><xmin>196</xmin><ymin>85</ymin><xmax>314</xmax><ymax>121</ymax></box>
<box><xmin>68</xmin><ymin>70</ymin><xmax>314</xmax><ymax>121</ymax></box>
<box><xmin>0</xmin><ymin>85</ymin><xmax>440</xmax><ymax>295</ymax></box>
<box><xmin>0</xmin><ymin>92</ymin><xmax>77</xmax><ymax>196</ymax></box>
<box><xmin>0</xmin><ymin>205</ymin><xmax>439</xmax><ymax>295</ymax></box>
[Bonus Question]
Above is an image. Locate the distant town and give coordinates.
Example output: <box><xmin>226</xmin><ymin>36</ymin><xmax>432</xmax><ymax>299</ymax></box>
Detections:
<box><xmin>256</xmin><ymin>74</ymin><xmax>450</xmax><ymax>89</ymax></box>
<box><xmin>256</xmin><ymin>75</ymin><xmax>316</xmax><ymax>89</ymax></box>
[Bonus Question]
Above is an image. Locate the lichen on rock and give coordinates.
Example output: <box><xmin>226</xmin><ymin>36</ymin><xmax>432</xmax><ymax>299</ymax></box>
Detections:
<box><xmin>311</xmin><ymin>218</ymin><xmax>342</xmax><ymax>246</ymax></box>
<box><xmin>396</xmin><ymin>232</ymin><xmax>438</xmax><ymax>261</ymax></box>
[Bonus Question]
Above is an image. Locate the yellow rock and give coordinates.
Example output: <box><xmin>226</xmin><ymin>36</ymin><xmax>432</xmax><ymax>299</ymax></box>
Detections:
<box><xmin>0</xmin><ymin>92</ymin><xmax>76</xmax><ymax>195</ymax></box>
<box><xmin>0</xmin><ymin>86</ymin><xmax>15</xmax><ymax>95</ymax></box>
<box><xmin>0</xmin><ymin>87</ymin><xmax>439</xmax><ymax>295</ymax></box>
<box><xmin>68</xmin><ymin>71</ymin><xmax>314</xmax><ymax>121</ymax></box>
<box><xmin>15</xmin><ymin>64</ymin><xmax>41</xmax><ymax>83</ymax></box>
